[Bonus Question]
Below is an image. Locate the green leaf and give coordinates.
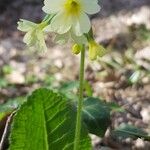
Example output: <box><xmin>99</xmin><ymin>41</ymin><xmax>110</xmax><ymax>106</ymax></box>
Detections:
<box><xmin>58</xmin><ymin>80</ymin><xmax>93</xmax><ymax>99</ymax></box>
<box><xmin>113</xmin><ymin>124</ymin><xmax>150</xmax><ymax>140</ymax></box>
<box><xmin>0</xmin><ymin>78</ymin><xmax>9</xmax><ymax>88</ymax></box>
<box><xmin>106</xmin><ymin>102</ymin><xmax>125</xmax><ymax>113</ymax></box>
<box><xmin>128</xmin><ymin>71</ymin><xmax>141</xmax><ymax>84</ymax></box>
<box><xmin>2</xmin><ymin>65</ymin><xmax>13</xmax><ymax>75</ymax></box>
<box><xmin>59</xmin><ymin>81</ymin><xmax>79</xmax><ymax>92</ymax></box>
<box><xmin>0</xmin><ymin>97</ymin><xmax>26</xmax><ymax>121</ymax></box>
<box><xmin>84</xmin><ymin>81</ymin><xmax>93</xmax><ymax>97</ymax></box>
<box><xmin>0</xmin><ymin>112</ymin><xmax>7</xmax><ymax>121</ymax></box>
<box><xmin>0</xmin><ymin>97</ymin><xmax>26</xmax><ymax>113</ymax></box>
<box><xmin>9</xmin><ymin>88</ymin><xmax>91</xmax><ymax>150</ymax></box>
<box><xmin>59</xmin><ymin>81</ymin><xmax>79</xmax><ymax>100</ymax></box>
<box><xmin>82</xmin><ymin>97</ymin><xmax>111</xmax><ymax>137</ymax></box>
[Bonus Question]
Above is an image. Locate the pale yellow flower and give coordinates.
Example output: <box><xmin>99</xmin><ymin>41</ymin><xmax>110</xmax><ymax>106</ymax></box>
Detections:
<box><xmin>54</xmin><ymin>31</ymin><xmax>87</xmax><ymax>44</ymax></box>
<box><xmin>88</xmin><ymin>40</ymin><xmax>107</xmax><ymax>60</ymax></box>
<box><xmin>18</xmin><ymin>19</ymin><xmax>47</xmax><ymax>51</ymax></box>
<box><xmin>43</xmin><ymin>0</ymin><xmax>100</xmax><ymax>36</ymax></box>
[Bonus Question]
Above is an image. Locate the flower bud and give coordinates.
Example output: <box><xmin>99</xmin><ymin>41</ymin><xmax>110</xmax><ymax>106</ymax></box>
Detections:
<box><xmin>72</xmin><ymin>44</ymin><xmax>82</xmax><ymax>55</ymax></box>
<box><xmin>88</xmin><ymin>40</ymin><xmax>107</xmax><ymax>60</ymax></box>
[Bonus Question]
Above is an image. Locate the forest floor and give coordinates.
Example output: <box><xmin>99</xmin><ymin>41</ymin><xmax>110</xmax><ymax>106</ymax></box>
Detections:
<box><xmin>0</xmin><ymin>0</ymin><xmax>150</xmax><ymax>149</ymax></box>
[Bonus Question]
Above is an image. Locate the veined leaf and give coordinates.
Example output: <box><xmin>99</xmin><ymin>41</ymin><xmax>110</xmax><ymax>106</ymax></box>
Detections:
<box><xmin>9</xmin><ymin>88</ymin><xmax>91</xmax><ymax>150</ymax></box>
<box><xmin>59</xmin><ymin>81</ymin><xmax>79</xmax><ymax>92</ymax></box>
<box><xmin>106</xmin><ymin>102</ymin><xmax>125</xmax><ymax>113</ymax></box>
<box><xmin>82</xmin><ymin>97</ymin><xmax>111</xmax><ymax>137</ymax></box>
<box><xmin>113</xmin><ymin>124</ymin><xmax>150</xmax><ymax>141</ymax></box>
<box><xmin>0</xmin><ymin>97</ymin><xmax>26</xmax><ymax>122</ymax></box>
<box><xmin>59</xmin><ymin>81</ymin><xmax>79</xmax><ymax>100</ymax></box>
<box><xmin>59</xmin><ymin>80</ymin><xmax>93</xmax><ymax>99</ymax></box>
<box><xmin>84</xmin><ymin>81</ymin><xmax>93</xmax><ymax>97</ymax></box>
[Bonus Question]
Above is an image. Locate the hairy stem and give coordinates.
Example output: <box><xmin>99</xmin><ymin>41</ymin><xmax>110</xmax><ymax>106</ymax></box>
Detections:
<box><xmin>74</xmin><ymin>45</ymin><xmax>85</xmax><ymax>150</ymax></box>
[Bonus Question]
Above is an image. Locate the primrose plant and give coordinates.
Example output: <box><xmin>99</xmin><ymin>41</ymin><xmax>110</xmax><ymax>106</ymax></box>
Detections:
<box><xmin>1</xmin><ymin>0</ymin><xmax>113</xmax><ymax>150</ymax></box>
<box><xmin>1</xmin><ymin>1</ymin><xmax>150</xmax><ymax>150</ymax></box>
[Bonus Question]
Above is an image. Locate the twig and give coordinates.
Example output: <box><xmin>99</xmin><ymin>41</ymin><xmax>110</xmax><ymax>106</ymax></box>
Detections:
<box><xmin>0</xmin><ymin>111</ymin><xmax>16</xmax><ymax>150</ymax></box>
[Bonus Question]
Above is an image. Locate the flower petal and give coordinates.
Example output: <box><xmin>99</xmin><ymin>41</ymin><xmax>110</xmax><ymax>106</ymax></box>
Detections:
<box><xmin>80</xmin><ymin>0</ymin><xmax>100</xmax><ymax>14</ymax></box>
<box><xmin>89</xmin><ymin>48</ymin><xmax>97</xmax><ymax>60</ymax></box>
<box><xmin>45</xmin><ymin>11</ymin><xmax>72</xmax><ymax>34</ymax></box>
<box><xmin>97</xmin><ymin>44</ymin><xmax>108</xmax><ymax>57</ymax></box>
<box><xmin>17</xmin><ymin>19</ymin><xmax>36</xmax><ymax>32</ymax></box>
<box><xmin>36</xmin><ymin>31</ymin><xmax>47</xmax><ymax>51</ymax></box>
<box><xmin>23</xmin><ymin>31</ymin><xmax>34</xmax><ymax>46</ymax></box>
<box><xmin>54</xmin><ymin>32</ymin><xmax>70</xmax><ymax>44</ymax></box>
<box><xmin>72</xmin><ymin>13</ymin><xmax>91</xmax><ymax>36</ymax></box>
<box><xmin>70</xmin><ymin>30</ymin><xmax>87</xmax><ymax>44</ymax></box>
<box><xmin>42</xmin><ymin>0</ymin><xmax>65</xmax><ymax>14</ymax></box>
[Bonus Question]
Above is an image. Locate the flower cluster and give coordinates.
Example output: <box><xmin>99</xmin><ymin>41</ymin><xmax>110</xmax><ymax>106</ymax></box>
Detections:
<box><xmin>18</xmin><ymin>0</ymin><xmax>107</xmax><ymax>60</ymax></box>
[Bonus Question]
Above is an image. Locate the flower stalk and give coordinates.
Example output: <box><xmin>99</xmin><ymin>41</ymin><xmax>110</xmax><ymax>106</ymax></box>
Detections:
<box><xmin>74</xmin><ymin>45</ymin><xmax>85</xmax><ymax>150</ymax></box>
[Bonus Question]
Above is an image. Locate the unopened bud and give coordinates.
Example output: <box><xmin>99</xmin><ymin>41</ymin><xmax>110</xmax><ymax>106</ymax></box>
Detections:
<box><xmin>88</xmin><ymin>40</ymin><xmax>107</xmax><ymax>60</ymax></box>
<box><xmin>72</xmin><ymin>44</ymin><xmax>81</xmax><ymax>55</ymax></box>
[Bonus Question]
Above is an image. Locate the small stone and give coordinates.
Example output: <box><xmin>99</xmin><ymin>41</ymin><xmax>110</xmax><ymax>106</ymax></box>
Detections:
<box><xmin>125</xmin><ymin>138</ymin><xmax>132</xmax><ymax>144</ymax></box>
<box><xmin>90</xmin><ymin>134</ymin><xmax>101</xmax><ymax>147</ymax></box>
<box><xmin>133</xmin><ymin>104</ymin><xmax>141</xmax><ymax>112</ymax></box>
<box><xmin>134</xmin><ymin>138</ymin><xmax>145</xmax><ymax>149</ymax></box>
<box><xmin>6</xmin><ymin>71</ymin><xmax>25</xmax><ymax>84</ymax></box>
<box><xmin>141</xmin><ymin>107</ymin><xmax>150</xmax><ymax>123</ymax></box>
<box><xmin>127</xmin><ymin>6</ymin><xmax>150</xmax><ymax>29</ymax></box>
<box><xmin>54</xmin><ymin>59</ymin><xmax>63</xmax><ymax>68</ymax></box>
<box><xmin>54</xmin><ymin>73</ymin><xmax>63</xmax><ymax>81</ymax></box>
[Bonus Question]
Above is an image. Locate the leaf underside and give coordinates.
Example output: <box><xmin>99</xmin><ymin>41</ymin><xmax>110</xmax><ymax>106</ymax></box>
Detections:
<box><xmin>113</xmin><ymin>124</ymin><xmax>148</xmax><ymax>140</ymax></box>
<box><xmin>9</xmin><ymin>88</ymin><xmax>91</xmax><ymax>150</ymax></box>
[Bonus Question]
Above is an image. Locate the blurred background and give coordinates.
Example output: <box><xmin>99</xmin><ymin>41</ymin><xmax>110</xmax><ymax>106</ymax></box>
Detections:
<box><xmin>0</xmin><ymin>0</ymin><xmax>150</xmax><ymax>149</ymax></box>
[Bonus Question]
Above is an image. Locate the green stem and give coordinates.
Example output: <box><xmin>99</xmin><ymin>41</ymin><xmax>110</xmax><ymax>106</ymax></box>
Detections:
<box><xmin>74</xmin><ymin>45</ymin><xmax>85</xmax><ymax>150</ymax></box>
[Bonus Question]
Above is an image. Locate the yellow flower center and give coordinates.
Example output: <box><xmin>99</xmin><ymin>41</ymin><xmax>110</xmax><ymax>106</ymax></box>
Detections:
<box><xmin>64</xmin><ymin>0</ymin><xmax>81</xmax><ymax>16</ymax></box>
